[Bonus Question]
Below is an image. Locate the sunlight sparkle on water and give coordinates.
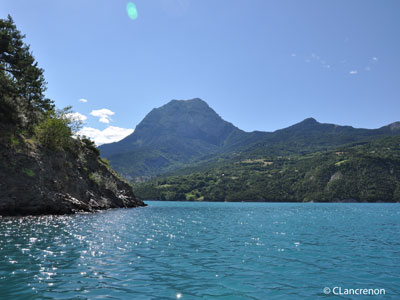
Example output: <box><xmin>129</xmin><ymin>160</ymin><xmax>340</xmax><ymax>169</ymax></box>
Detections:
<box><xmin>1</xmin><ymin>203</ymin><xmax>399</xmax><ymax>299</ymax></box>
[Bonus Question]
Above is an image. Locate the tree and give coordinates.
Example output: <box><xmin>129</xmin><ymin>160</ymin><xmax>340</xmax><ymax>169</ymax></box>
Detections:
<box><xmin>35</xmin><ymin>106</ymin><xmax>83</xmax><ymax>150</ymax></box>
<box><xmin>0</xmin><ymin>15</ymin><xmax>53</xmax><ymax>127</ymax></box>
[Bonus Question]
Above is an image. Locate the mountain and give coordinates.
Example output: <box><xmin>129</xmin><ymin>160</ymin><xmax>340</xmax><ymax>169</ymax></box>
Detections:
<box><xmin>100</xmin><ymin>98</ymin><xmax>400</xmax><ymax>181</ymax></box>
<box><xmin>235</xmin><ymin>117</ymin><xmax>400</xmax><ymax>157</ymax></box>
<box><xmin>99</xmin><ymin>98</ymin><xmax>245</xmax><ymax>179</ymax></box>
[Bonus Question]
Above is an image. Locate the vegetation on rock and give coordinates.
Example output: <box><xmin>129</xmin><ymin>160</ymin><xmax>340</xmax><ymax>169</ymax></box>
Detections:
<box><xmin>0</xmin><ymin>16</ymin><xmax>145</xmax><ymax>215</ymax></box>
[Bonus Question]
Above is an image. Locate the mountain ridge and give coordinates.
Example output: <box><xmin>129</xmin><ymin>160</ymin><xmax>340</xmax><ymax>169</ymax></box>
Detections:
<box><xmin>99</xmin><ymin>98</ymin><xmax>400</xmax><ymax>180</ymax></box>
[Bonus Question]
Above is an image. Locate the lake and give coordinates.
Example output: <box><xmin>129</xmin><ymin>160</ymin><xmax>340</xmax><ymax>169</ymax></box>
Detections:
<box><xmin>0</xmin><ymin>202</ymin><xmax>399</xmax><ymax>299</ymax></box>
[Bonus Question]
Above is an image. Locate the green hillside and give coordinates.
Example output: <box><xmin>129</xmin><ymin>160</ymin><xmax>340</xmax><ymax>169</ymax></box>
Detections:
<box><xmin>134</xmin><ymin>136</ymin><xmax>400</xmax><ymax>202</ymax></box>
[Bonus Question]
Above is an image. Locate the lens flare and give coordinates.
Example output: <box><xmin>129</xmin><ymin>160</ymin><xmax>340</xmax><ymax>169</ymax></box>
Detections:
<box><xmin>126</xmin><ymin>2</ymin><xmax>138</xmax><ymax>20</ymax></box>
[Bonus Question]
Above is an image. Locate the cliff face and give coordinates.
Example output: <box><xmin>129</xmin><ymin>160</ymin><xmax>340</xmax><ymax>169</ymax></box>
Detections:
<box><xmin>0</xmin><ymin>132</ymin><xmax>146</xmax><ymax>216</ymax></box>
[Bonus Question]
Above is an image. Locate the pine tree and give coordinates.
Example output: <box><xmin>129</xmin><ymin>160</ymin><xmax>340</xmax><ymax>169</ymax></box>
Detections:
<box><xmin>0</xmin><ymin>15</ymin><xmax>53</xmax><ymax>127</ymax></box>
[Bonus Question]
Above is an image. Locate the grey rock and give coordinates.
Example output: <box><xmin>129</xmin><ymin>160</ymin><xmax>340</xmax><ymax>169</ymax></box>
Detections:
<box><xmin>0</xmin><ymin>135</ymin><xmax>146</xmax><ymax>216</ymax></box>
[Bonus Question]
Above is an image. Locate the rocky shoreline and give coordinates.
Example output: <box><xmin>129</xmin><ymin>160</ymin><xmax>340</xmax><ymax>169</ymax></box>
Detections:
<box><xmin>0</xmin><ymin>133</ymin><xmax>146</xmax><ymax>216</ymax></box>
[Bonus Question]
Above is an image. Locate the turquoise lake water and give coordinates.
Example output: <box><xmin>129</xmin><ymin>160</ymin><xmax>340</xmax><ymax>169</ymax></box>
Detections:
<box><xmin>0</xmin><ymin>201</ymin><xmax>399</xmax><ymax>299</ymax></box>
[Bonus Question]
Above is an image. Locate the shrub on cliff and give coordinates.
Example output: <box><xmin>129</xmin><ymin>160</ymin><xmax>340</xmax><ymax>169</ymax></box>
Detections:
<box><xmin>34</xmin><ymin>106</ymin><xmax>83</xmax><ymax>150</ymax></box>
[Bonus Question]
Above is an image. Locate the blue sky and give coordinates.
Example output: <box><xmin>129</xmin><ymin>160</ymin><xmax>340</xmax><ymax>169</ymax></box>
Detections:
<box><xmin>1</xmin><ymin>0</ymin><xmax>399</xmax><ymax>144</ymax></box>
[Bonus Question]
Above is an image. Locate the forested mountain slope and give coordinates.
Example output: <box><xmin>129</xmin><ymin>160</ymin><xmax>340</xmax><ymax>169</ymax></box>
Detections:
<box><xmin>100</xmin><ymin>98</ymin><xmax>400</xmax><ymax>181</ymax></box>
<box><xmin>135</xmin><ymin>136</ymin><xmax>400</xmax><ymax>202</ymax></box>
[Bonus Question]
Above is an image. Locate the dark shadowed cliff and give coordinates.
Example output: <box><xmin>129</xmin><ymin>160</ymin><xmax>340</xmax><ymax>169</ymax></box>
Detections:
<box><xmin>0</xmin><ymin>131</ymin><xmax>145</xmax><ymax>216</ymax></box>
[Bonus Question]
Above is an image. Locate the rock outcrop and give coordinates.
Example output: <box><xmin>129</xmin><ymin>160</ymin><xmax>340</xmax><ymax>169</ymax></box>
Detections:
<box><xmin>0</xmin><ymin>132</ymin><xmax>146</xmax><ymax>216</ymax></box>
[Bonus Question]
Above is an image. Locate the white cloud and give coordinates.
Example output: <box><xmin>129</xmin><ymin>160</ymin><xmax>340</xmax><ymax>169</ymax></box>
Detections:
<box><xmin>66</xmin><ymin>112</ymin><xmax>87</xmax><ymax>122</ymax></box>
<box><xmin>349</xmin><ymin>70</ymin><xmax>358</xmax><ymax>75</ymax></box>
<box><xmin>90</xmin><ymin>109</ymin><xmax>115</xmax><ymax>124</ymax></box>
<box><xmin>291</xmin><ymin>53</ymin><xmax>296</xmax><ymax>57</ymax></box>
<box><xmin>79</xmin><ymin>126</ymin><xmax>134</xmax><ymax>146</ymax></box>
<box><xmin>372</xmin><ymin>57</ymin><xmax>378</xmax><ymax>62</ymax></box>
<box><xmin>79</xmin><ymin>98</ymin><xmax>88</xmax><ymax>103</ymax></box>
